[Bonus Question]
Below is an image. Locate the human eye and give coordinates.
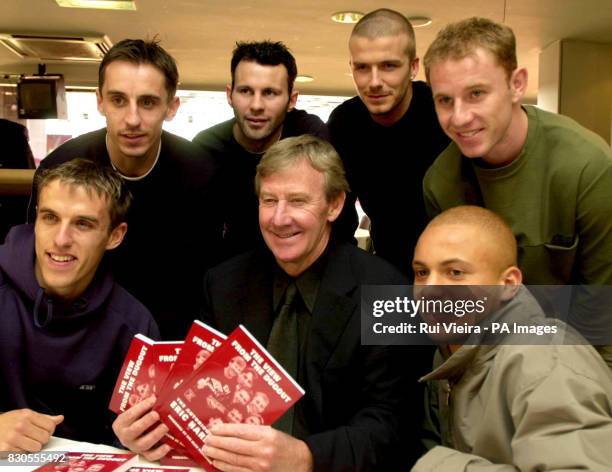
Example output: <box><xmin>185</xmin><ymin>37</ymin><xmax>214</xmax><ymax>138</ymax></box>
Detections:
<box><xmin>289</xmin><ymin>197</ymin><xmax>307</xmax><ymax>206</ymax></box>
<box><xmin>39</xmin><ymin>212</ymin><xmax>57</xmax><ymax>224</ymax></box>
<box><xmin>260</xmin><ymin>196</ymin><xmax>277</xmax><ymax>206</ymax></box>
<box><xmin>75</xmin><ymin>219</ymin><xmax>94</xmax><ymax>230</ymax></box>
<box><xmin>140</xmin><ymin>96</ymin><xmax>158</xmax><ymax>109</ymax></box>
<box><xmin>236</xmin><ymin>87</ymin><xmax>252</xmax><ymax>95</ymax></box>
<box><xmin>447</xmin><ymin>268</ymin><xmax>465</xmax><ymax>279</ymax></box>
<box><xmin>352</xmin><ymin>63</ymin><xmax>368</xmax><ymax>72</ymax></box>
<box><xmin>381</xmin><ymin>62</ymin><xmax>399</xmax><ymax>70</ymax></box>
<box><xmin>436</xmin><ymin>96</ymin><xmax>452</xmax><ymax>107</ymax></box>
<box><xmin>413</xmin><ymin>267</ymin><xmax>428</xmax><ymax>279</ymax></box>
<box><xmin>109</xmin><ymin>95</ymin><xmax>126</xmax><ymax>106</ymax></box>
<box><xmin>470</xmin><ymin>89</ymin><xmax>485</xmax><ymax>100</ymax></box>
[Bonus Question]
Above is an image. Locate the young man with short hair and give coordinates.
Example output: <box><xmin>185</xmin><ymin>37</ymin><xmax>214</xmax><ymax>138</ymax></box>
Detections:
<box><xmin>328</xmin><ymin>8</ymin><xmax>449</xmax><ymax>274</ymax></box>
<box><xmin>412</xmin><ymin>205</ymin><xmax>612</xmax><ymax>470</ymax></box>
<box><xmin>0</xmin><ymin>159</ymin><xmax>158</xmax><ymax>450</ymax></box>
<box><xmin>193</xmin><ymin>41</ymin><xmax>355</xmax><ymax>260</ymax></box>
<box><xmin>29</xmin><ymin>39</ymin><xmax>220</xmax><ymax>340</ymax></box>
<box><xmin>423</xmin><ymin>17</ymin><xmax>612</xmax><ymax>365</ymax></box>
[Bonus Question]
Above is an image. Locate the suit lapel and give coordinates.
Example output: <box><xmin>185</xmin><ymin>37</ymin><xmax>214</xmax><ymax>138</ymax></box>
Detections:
<box><xmin>307</xmin><ymin>244</ymin><xmax>358</xmax><ymax>373</ymax></box>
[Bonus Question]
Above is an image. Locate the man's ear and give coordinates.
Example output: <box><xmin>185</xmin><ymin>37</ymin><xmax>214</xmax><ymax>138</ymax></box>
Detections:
<box><xmin>410</xmin><ymin>57</ymin><xmax>420</xmax><ymax>80</ymax></box>
<box><xmin>327</xmin><ymin>192</ymin><xmax>346</xmax><ymax>223</ymax></box>
<box><xmin>106</xmin><ymin>222</ymin><xmax>127</xmax><ymax>251</ymax></box>
<box><xmin>96</xmin><ymin>88</ymin><xmax>104</xmax><ymax>115</ymax></box>
<box><xmin>287</xmin><ymin>89</ymin><xmax>298</xmax><ymax>112</ymax></box>
<box><xmin>226</xmin><ymin>83</ymin><xmax>233</xmax><ymax>107</ymax></box>
<box><xmin>165</xmin><ymin>96</ymin><xmax>180</xmax><ymax>121</ymax></box>
<box><xmin>500</xmin><ymin>265</ymin><xmax>522</xmax><ymax>301</ymax></box>
<box><xmin>510</xmin><ymin>67</ymin><xmax>528</xmax><ymax>103</ymax></box>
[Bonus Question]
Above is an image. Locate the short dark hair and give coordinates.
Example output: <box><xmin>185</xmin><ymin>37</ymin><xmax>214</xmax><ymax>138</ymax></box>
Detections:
<box><xmin>230</xmin><ymin>41</ymin><xmax>297</xmax><ymax>94</ymax></box>
<box><xmin>36</xmin><ymin>159</ymin><xmax>132</xmax><ymax>231</ymax></box>
<box><xmin>351</xmin><ymin>9</ymin><xmax>416</xmax><ymax>62</ymax></box>
<box><xmin>99</xmin><ymin>38</ymin><xmax>179</xmax><ymax>99</ymax></box>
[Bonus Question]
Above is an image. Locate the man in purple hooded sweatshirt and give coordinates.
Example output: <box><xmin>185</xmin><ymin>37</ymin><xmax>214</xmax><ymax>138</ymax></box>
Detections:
<box><xmin>0</xmin><ymin>159</ymin><xmax>158</xmax><ymax>451</ymax></box>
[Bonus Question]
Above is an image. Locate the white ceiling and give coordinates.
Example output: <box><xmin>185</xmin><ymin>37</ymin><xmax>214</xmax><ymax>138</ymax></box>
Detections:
<box><xmin>1</xmin><ymin>0</ymin><xmax>612</xmax><ymax>102</ymax></box>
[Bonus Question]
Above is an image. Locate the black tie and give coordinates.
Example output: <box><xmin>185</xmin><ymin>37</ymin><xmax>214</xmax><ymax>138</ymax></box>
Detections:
<box><xmin>267</xmin><ymin>282</ymin><xmax>298</xmax><ymax>434</ymax></box>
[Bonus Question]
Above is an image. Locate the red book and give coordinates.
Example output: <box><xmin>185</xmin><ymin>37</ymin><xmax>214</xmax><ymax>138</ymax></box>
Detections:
<box><xmin>108</xmin><ymin>335</ymin><xmax>182</xmax><ymax>414</ymax></box>
<box><xmin>156</xmin><ymin>320</ymin><xmax>227</xmax><ymax>452</ymax></box>
<box><xmin>159</xmin><ymin>320</ymin><xmax>227</xmax><ymax>395</ymax></box>
<box><xmin>33</xmin><ymin>452</ymin><xmax>136</xmax><ymax>472</ymax></box>
<box><xmin>155</xmin><ymin>325</ymin><xmax>305</xmax><ymax>469</ymax></box>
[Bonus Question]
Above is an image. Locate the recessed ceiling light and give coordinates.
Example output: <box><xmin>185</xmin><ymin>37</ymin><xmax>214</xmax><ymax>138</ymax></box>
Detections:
<box><xmin>55</xmin><ymin>0</ymin><xmax>136</xmax><ymax>10</ymax></box>
<box><xmin>408</xmin><ymin>16</ymin><xmax>432</xmax><ymax>28</ymax></box>
<box><xmin>331</xmin><ymin>11</ymin><xmax>364</xmax><ymax>24</ymax></box>
<box><xmin>296</xmin><ymin>75</ymin><xmax>314</xmax><ymax>83</ymax></box>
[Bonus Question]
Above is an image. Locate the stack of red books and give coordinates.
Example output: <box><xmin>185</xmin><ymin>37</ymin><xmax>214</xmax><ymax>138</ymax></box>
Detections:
<box><xmin>109</xmin><ymin>322</ymin><xmax>304</xmax><ymax>470</ymax></box>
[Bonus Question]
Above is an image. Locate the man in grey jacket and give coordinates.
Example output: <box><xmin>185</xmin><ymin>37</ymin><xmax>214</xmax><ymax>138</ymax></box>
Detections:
<box><xmin>411</xmin><ymin>205</ymin><xmax>612</xmax><ymax>471</ymax></box>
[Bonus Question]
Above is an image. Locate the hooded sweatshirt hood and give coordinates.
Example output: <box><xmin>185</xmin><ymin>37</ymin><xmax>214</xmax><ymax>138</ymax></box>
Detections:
<box><xmin>0</xmin><ymin>224</ymin><xmax>113</xmax><ymax>328</ymax></box>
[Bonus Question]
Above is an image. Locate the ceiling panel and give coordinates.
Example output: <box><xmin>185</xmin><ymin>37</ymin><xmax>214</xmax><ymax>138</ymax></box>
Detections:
<box><xmin>1</xmin><ymin>0</ymin><xmax>611</xmax><ymax>101</ymax></box>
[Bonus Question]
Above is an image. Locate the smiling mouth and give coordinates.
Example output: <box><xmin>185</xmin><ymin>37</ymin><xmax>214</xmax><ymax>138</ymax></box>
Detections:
<box><xmin>48</xmin><ymin>253</ymin><xmax>76</xmax><ymax>263</ymax></box>
<box><xmin>273</xmin><ymin>231</ymin><xmax>300</xmax><ymax>239</ymax></box>
<box><xmin>456</xmin><ymin>129</ymin><xmax>482</xmax><ymax>138</ymax></box>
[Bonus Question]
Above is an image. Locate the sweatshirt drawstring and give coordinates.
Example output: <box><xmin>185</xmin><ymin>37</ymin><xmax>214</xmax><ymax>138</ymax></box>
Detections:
<box><xmin>33</xmin><ymin>289</ymin><xmax>53</xmax><ymax>328</ymax></box>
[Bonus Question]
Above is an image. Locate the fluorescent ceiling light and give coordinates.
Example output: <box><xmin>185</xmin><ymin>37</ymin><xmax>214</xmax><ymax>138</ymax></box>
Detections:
<box><xmin>296</xmin><ymin>75</ymin><xmax>314</xmax><ymax>83</ymax></box>
<box><xmin>408</xmin><ymin>16</ymin><xmax>433</xmax><ymax>28</ymax></box>
<box><xmin>55</xmin><ymin>0</ymin><xmax>136</xmax><ymax>10</ymax></box>
<box><xmin>331</xmin><ymin>11</ymin><xmax>364</xmax><ymax>24</ymax></box>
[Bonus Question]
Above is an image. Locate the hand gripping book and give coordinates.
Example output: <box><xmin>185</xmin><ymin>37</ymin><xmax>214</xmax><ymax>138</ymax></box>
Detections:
<box><xmin>33</xmin><ymin>452</ymin><xmax>137</xmax><ymax>472</ymax></box>
<box><xmin>154</xmin><ymin>324</ymin><xmax>305</xmax><ymax>469</ymax></box>
<box><xmin>155</xmin><ymin>320</ymin><xmax>227</xmax><ymax>452</ymax></box>
<box><xmin>108</xmin><ymin>334</ymin><xmax>182</xmax><ymax>414</ymax></box>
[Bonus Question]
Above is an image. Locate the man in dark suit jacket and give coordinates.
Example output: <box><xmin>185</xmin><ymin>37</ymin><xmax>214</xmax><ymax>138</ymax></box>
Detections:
<box><xmin>113</xmin><ymin>135</ymin><xmax>429</xmax><ymax>470</ymax></box>
<box><xmin>200</xmin><ymin>136</ymin><xmax>427</xmax><ymax>470</ymax></box>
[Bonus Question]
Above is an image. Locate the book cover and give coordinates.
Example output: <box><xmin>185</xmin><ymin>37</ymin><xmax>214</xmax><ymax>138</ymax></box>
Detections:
<box><xmin>33</xmin><ymin>452</ymin><xmax>136</xmax><ymax>472</ymax></box>
<box><xmin>108</xmin><ymin>335</ymin><xmax>182</xmax><ymax>414</ymax></box>
<box><xmin>155</xmin><ymin>324</ymin><xmax>305</xmax><ymax>468</ymax></box>
<box><xmin>156</xmin><ymin>320</ymin><xmax>227</xmax><ymax>452</ymax></box>
<box><xmin>159</xmin><ymin>320</ymin><xmax>227</xmax><ymax>395</ymax></box>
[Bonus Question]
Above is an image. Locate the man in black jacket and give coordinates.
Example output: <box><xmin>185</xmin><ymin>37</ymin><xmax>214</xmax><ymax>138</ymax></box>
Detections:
<box><xmin>193</xmin><ymin>41</ymin><xmax>356</xmax><ymax>260</ymax></box>
<box><xmin>28</xmin><ymin>39</ymin><xmax>221</xmax><ymax>339</ymax></box>
<box><xmin>114</xmin><ymin>135</ymin><xmax>426</xmax><ymax>470</ymax></box>
<box><xmin>328</xmin><ymin>9</ymin><xmax>449</xmax><ymax>274</ymax></box>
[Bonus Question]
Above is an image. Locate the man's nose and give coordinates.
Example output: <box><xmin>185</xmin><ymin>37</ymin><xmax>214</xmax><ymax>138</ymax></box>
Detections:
<box><xmin>450</xmin><ymin>100</ymin><xmax>473</xmax><ymax>128</ymax></box>
<box><xmin>272</xmin><ymin>200</ymin><xmax>291</xmax><ymax>226</ymax></box>
<box><xmin>54</xmin><ymin>222</ymin><xmax>73</xmax><ymax>248</ymax></box>
<box><xmin>125</xmin><ymin>101</ymin><xmax>142</xmax><ymax>127</ymax></box>
<box><xmin>369</xmin><ymin>67</ymin><xmax>383</xmax><ymax>88</ymax></box>
<box><xmin>250</xmin><ymin>92</ymin><xmax>264</xmax><ymax>112</ymax></box>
